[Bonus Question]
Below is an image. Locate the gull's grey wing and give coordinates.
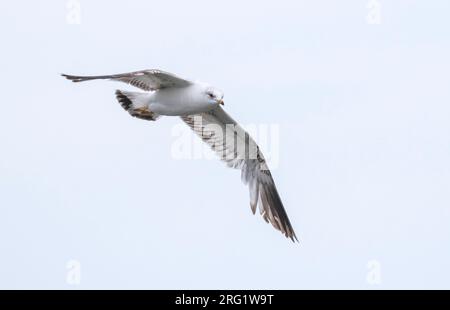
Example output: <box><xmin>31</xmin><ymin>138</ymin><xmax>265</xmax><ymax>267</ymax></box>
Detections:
<box><xmin>181</xmin><ymin>106</ymin><xmax>298</xmax><ymax>242</ymax></box>
<box><xmin>62</xmin><ymin>69</ymin><xmax>192</xmax><ymax>91</ymax></box>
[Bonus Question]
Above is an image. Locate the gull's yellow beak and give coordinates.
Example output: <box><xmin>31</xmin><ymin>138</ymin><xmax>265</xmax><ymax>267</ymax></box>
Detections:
<box><xmin>218</xmin><ymin>99</ymin><xmax>225</xmax><ymax>106</ymax></box>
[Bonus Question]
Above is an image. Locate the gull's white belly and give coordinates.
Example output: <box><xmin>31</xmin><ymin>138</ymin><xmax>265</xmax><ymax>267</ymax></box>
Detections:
<box><xmin>148</xmin><ymin>85</ymin><xmax>215</xmax><ymax>116</ymax></box>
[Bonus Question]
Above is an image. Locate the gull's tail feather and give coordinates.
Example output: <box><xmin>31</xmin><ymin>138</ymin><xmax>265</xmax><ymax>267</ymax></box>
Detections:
<box><xmin>115</xmin><ymin>90</ymin><xmax>160</xmax><ymax>121</ymax></box>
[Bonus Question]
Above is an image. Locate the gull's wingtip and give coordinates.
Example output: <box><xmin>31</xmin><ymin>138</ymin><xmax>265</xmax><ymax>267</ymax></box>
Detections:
<box><xmin>61</xmin><ymin>73</ymin><xmax>79</xmax><ymax>82</ymax></box>
<box><xmin>61</xmin><ymin>73</ymin><xmax>96</xmax><ymax>83</ymax></box>
<box><xmin>250</xmin><ymin>203</ymin><xmax>257</xmax><ymax>215</ymax></box>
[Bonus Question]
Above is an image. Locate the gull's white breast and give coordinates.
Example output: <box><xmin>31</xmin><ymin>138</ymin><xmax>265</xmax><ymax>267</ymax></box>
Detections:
<box><xmin>148</xmin><ymin>84</ymin><xmax>214</xmax><ymax>116</ymax></box>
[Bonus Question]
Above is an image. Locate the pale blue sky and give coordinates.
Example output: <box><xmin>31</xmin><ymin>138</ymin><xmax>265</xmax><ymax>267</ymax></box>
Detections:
<box><xmin>0</xmin><ymin>0</ymin><xmax>449</xmax><ymax>289</ymax></box>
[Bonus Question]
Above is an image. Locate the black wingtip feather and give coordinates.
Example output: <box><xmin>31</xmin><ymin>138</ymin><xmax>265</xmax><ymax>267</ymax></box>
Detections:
<box><xmin>115</xmin><ymin>90</ymin><xmax>133</xmax><ymax>111</ymax></box>
<box><xmin>61</xmin><ymin>73</ymin><xmax>107</xmax><ymax>83</ymax></box>
<box><xmin>61</xmin><ymin>73</ymin><xmax>84</xmax><ymax>82</ymax></box>
<box><xmin>261</xmin><ymin>179</ymin><xmax>299</xmax><ymax>243</ymax></box>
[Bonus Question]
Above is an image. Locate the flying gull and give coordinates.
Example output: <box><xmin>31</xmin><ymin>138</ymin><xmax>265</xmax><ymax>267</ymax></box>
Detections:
<box><xmin>62</xmin><ymin>69</ymin><xmax>297</xmax><ymax>241</ymax></box>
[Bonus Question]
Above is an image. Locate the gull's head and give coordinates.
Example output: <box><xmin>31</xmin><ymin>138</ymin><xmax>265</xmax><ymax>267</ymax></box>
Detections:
<box><xmin>203</xmin><ymin>86</ymin><xmax>224</xmax><ymax>106</ymax></box>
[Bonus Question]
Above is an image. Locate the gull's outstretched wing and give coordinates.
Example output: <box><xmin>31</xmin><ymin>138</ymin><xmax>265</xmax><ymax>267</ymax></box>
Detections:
<box><xmin>62</xmin><ymin>69</ymin><xmax>192</xmax><ymax>91</ymax></box>
<box><xmin>181</xmin><ymin>107</ymin><xmax>298</xmax><ymax>241</ymax></box>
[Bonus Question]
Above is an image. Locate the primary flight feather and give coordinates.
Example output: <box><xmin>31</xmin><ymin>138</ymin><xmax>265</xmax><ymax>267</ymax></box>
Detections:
<box><xmin>62</xmin><ymin>69</ymin><xmax>298</xmax><ymax>241</ymax></box>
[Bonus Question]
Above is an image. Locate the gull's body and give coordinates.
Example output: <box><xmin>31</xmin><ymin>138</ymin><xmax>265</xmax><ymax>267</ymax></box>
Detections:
<box><xmin>62</xmin><ymin>69</ymin><xmax>298</xmax><ymax>241</ymax></box>
<box><xmin>150</xmin><ymin>83</ymin><xmax>222</xmax><ymax>116</ymax></box>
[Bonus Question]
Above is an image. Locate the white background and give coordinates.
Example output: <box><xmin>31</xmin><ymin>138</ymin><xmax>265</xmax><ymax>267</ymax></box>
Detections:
<box><xmin>0</xmin><ymin>0</ymin><xmax>449</xmax><ymax>289</ymax></box>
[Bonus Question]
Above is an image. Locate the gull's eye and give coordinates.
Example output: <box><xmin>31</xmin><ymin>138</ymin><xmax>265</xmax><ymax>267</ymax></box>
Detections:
<box><xmin>208</xmin><ymin>93</ymin><xmax>214</xmax><ymax>99</ymax></box>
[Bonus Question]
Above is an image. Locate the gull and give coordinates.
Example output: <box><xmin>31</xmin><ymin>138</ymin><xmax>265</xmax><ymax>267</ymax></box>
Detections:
<box><xmin>62</xmin><ymin>69</ymin><xmax>298</xmax><ymax>241</ymax></box>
